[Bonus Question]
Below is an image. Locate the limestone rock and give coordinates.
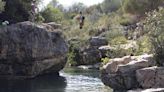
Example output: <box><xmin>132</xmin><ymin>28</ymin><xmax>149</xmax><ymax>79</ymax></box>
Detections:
<box><xmin>0</xmin><ymin>21</ymin><xmax>68</xmax><ymax>79</ymax></box>
<box><xmin>136</xmin><ymin>66</ymin><xmax>164</xmax><ymax>88</ymax></box>
<box><xmin>89</xmin><ymin>36</ymin><xmax>108</xmax><ymax>47</ymax></box>
<box><xmin>101</xmin><ymin>54</ymin><xmax>154</xmax><ymax>90</ymax></box>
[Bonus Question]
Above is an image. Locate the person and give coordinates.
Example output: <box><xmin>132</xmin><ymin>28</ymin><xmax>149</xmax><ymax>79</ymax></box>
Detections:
<box><xmin>30</xmin><ymin>0</ymin><xmax>38</xmax><ymax>22</ymax></box>
<box><xmin>75</xmin><ymin>11</ymin><xmax>85</xmax><ymax>29</ymax></box>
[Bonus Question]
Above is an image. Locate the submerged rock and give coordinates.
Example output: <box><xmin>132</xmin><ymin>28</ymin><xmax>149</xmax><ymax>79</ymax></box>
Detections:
<box><xmin>0</xmin><ymin>21</ymin><xmax>68</xmax><ymax>79</ymax></box>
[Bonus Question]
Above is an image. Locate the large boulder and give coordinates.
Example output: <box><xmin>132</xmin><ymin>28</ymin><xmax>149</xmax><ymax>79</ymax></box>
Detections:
<box><xmin>101</xmin><ymin>54</ymin><xmax>154</xmax><ymax>90</ymax></box>
<box><xmin>136</xmin><ymin>66</ymin><xmax>164</xmax><ymax>88</ymax></box>
<box><xmin>79</xmin><ymin>47</ymin><xmax>102</xmax><ymax>65</ymax></box>
<box><xmin>0</xmin><ymin>21</ymin><xmax>68</xmax><ymax>79</ymax></box>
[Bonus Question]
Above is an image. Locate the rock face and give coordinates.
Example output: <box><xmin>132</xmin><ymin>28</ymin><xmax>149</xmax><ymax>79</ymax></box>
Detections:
<box><xmin>101</xmin><ymin>54</ymin><xmax>157</xmax><ymax>90</ymax></box>
<box><xmin>89</xmin><ymin>37</ymin><xmax>108</xmax><ymax>47</ymax></box>
<box><xmin>79</xmin><ymin>47</ymin><xmax>102</xmax><ymax>65</ymax></box>
<box><xmin>68</xmin><ymin>36</ymin><xmax>108</xmax><ymax>66</ymax></box>
<box><xmin>0</xmin><ymin>21</ymin><xmax>68</xmax><ymax>79</ymax></box>
<box><xmin>80</xmin><ymin>36</ymin><xmax>108</xmax><ymax>65</ymax></box>
<box><xmin>136</xmin><ymin>66</ymin><xmax>164</xmax><ymax>88</ymax></box>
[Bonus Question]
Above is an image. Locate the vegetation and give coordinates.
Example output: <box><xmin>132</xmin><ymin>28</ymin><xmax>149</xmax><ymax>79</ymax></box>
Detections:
<box><xmin>122</xmin><ymin>0</ymin><xmax>164</xmax><ymax>15</ymax></box>
<box><xmin>1</xmin><ymin>0</ymin><xmax>164</xmax><ymax>66</ymax></box>
<box><xmin>0</xmin><ymin>0</ymin><xmax>41</xmax><ymax>23</ymax></box>
<box><xmin>0</xmin><ymin>0</ymin><xmax>5</xmax><ymax>13</ymax></box>
<box><xmin>142</xmin><ymin>8</ymin><xmax>164</xmax><ymax>66</ymax></box>
<box><xmin>40</xmin><ymin>5</ymin><xmax>63</xmax><ymax>23</ymax></box>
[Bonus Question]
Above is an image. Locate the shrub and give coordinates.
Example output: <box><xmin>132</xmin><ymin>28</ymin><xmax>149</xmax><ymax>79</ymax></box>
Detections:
<box><xmin>123</xmin><ymin>0</ymin><xmax>163</xmax><ymax>15</ymax></box>
<box><xmin>111</xmin><ymin>36</ymin><xmax>128</xmax><ymax>45</ymax></box>
<box><xmin>143</xmin><ymin>7</ymin><xmax>164</xmax><ymax>66</ymax></box>
<box><xmin>41</xmin><ymin>5</ymin><xmax>63</xmax><ymax>23</ymax></box>
<box><xmin>101</xmin><ymin>57</ymin><xmax>110</xmax><ymax>65</ymax></box>
<box><xmin>136</xmin><ymin>36</ymin><xmax>151</xmax><ymax>55</ymax></box>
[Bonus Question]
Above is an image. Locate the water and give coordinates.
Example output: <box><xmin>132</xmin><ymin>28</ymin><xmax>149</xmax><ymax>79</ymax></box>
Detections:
<box><xmin>0</xmin><ymin>68</ymin><xmax>112</xmax><ymax>92</ymax></box>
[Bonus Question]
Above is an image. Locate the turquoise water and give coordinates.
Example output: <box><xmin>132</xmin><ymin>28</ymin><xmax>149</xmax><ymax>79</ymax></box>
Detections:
<box><xmin>0</xmin><ymin>68</ymin><xmax>112</xmax><ymax>92</ymax></box>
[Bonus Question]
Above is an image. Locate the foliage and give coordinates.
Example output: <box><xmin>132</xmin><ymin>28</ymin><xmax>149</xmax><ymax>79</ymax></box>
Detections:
<box><xmin>136</xmin><ymin>36</ymin><xmax>151</xmax><ymax>55</ymax></box>
<box><xmin>104</xmin><ymin>28</ymin><xmax>125</xmax><ymax>44</ymax></box>
<box><xmin>0</xmin><ymin>0</ymin><xmax>5</xmax><ymax>13</ymax></box>
<box><xmin>111</xmin><ymin>36</ymin><xmax>128</xmax><ymax>45</ymax></box>
<box><xmin>0</xmin><ymin>0</ymin><xmax>41</xmax><ymax>23</ymax></box>
<box><xmin>101</xmin><ymin>0</ymin><xmax>122</xmax><ymax>13</ymax></box>
<box><xmin>123</xmin><ymin>0</ymin><xmax>164</xmax><ymax>15</ymax></box>
<box><xmin>142</xmin><ymin>7</ymin><xmax>164</xmax><ymax>66</ymax></box>
<box><xmin>101</xmin><ymin>57</ymin><xmax>110</xmax><ymax>65</ymax></box>
<box><xmin>68</xmin><ymin>2</ymin><xmax>86</xmax><ymax>13</ymax></box>
<box><xmin>40</xmin><ymin>5</ymin><xmax>63</xmax><ymax>23</ymax></box>
<box><xmin>105</xmin><ymin>47</ymin><xmax>133</xmax><ymax>58</ymax></box>
<box><xmin>67</xmin><ymin>39</ymin><xmax>84</xmax><ymax>66</ymax></box>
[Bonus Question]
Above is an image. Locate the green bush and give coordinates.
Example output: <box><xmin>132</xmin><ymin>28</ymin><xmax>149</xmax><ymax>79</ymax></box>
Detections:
<box><xmin>0</xmin><ymin>0</ymin><xmax>41</xmax><ymax>23</ymax></box>
<box><xmin>41</xmin><ymin>5</ymin><xmax>63</xmax><ymax>23</ymax></box>
<box><xmin>106</xmin><ymin>47</ymin><xmax>133</xmax><ymax>58</ymax></box>
<box><xmin>104</xmin><ymin>29</ymin><xmax>125</xmax><ymax>45</ymax></box>
<box><xmin>101</xmin><ymin>57</ymin><xmax>110</xmax><ymax>65</ymax></box>
<box><xmin>136</xmin><ymin>36</ymin><xmax>151</xmax><ymax>55</ymax></box>
<box><xmin>143</xmin><ymin>7</ymin><xmax>164</xmax><ymax>66</ymax></box>
<box><xmin>123</xmin><ymin>0</ymin><xmax>163</xmax><ymax>15</ymax></box>
<box><xmin>111</xmin><ymin>36</ymin><xmax>128</xmax><ymax>45</ymax></box>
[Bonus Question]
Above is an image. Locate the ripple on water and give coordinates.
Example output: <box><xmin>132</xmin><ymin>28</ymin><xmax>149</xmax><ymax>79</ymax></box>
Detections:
<box><xmin>60</xmin><ymin>70</ymin><xmax>112</xmax><ymax>92</ymax></box>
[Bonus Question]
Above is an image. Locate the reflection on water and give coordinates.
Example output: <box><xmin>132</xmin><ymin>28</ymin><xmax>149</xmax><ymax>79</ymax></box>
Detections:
<box><xmin>0</xmin><ymin>68</ymin><xmax>112</xmax><ymax>92</ymax></box>
<box><xmin>0</xmin><ymin>74</ymin><xmax>66</xmax><ymax>92</ymax></box>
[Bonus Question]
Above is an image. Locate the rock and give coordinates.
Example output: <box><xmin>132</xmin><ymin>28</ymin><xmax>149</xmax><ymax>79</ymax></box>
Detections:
<box><xmin>89</xmin><ymin>36</ymin><xmax>108</xmax><ymax>47</ymax></box>
<box><xmin>103</xmin><ymin>56</ymin><xmax>132</xmax><ymax>74</ymax></box>
<box><xmin>128</xmin><ymin>88</ymin><xmax>164</xmax><ymax>92</ymax></box>
<box><xmin>136</xmin><ymin>66</ymin><xmax>164</xmax><ymax>88</ymax></box>
<box><xmin>101</xmin><ymin>54</ymin><xmax>154</xmax><ymax>90</ymax></box>
<box><xmin>46</xmin><ymin>22</ymin><xmax>62</xmax><ymax>29</ymax></box>
<box><xmin>77</xmin><ymin>63</ymin><xmax>101</xmax><ymax>70</ymax></box>
<box><xmin>0</xmin><ymin>21</ymin><xmax>68</xmax><ymax>79</ymax></box>
<box><xmin>80</xmin><ymin>47</ymin><xmax>101</xmax><ymax>65</ymax></box>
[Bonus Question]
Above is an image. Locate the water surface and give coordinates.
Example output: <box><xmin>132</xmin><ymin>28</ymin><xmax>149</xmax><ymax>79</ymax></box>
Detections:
<box><xmin>0</xmin><ymin>68</ymin><xmax>112</xmax><ymax>92</ymax></box>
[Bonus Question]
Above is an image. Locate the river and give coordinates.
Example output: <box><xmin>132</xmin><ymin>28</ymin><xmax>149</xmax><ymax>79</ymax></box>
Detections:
<box><xmin>0</xmin><ymin>68</ymin><xmax>112</xmax><ymax>92</ymax></box>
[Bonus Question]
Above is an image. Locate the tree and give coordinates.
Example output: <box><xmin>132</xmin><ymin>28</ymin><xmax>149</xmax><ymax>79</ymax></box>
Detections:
<box><xmin>68</xmin><ymin>2</ymin><xmax>87</xmax><ymax>13</ymax></box>
<box><xmin>123</xmin><ymin>0</ymin><xmax>164</xmax><ymax>15</ymax></box>
<box><xmin>40</xmin><ymin>5</ymin><xmax>63</xmax><ymax>23</ymax></box>
<box><xmin>48</xmin><ymin>0</ymin><xmax>64</xmax><ymax>12</ymax></box>
<box><xmin>101</xmin><ymin>0</ymin><xmax>122</xmax><ymax>13</ymax></box>
<box><xmin>0</xmin><ymin>0</ymin><xmax>41</xmax><ymax>23</ymax></box>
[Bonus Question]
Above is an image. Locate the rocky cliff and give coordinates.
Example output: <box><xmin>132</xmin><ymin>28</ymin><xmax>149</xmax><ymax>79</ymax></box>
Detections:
<box><xmin>0</xmin><ymin>21</ymin><xmax>68</xmax><ymax>79</ymax></box>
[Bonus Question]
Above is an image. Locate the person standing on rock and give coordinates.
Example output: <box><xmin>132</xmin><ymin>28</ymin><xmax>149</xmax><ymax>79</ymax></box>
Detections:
<box><xmin>29</xmin><ymin>0</ymin><xmax>38</xmax><ymax>22</ymax></box>
<box><xmin>75</xmin><ymin>11</ymin><xmax>85</xmax><ymax>29</ymax></box>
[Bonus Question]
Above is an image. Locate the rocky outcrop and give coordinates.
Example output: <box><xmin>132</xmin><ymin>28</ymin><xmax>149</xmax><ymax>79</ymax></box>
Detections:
<box><xmin>101</xmin><ymin>54</ymin><xmax>158</xmax><ymax>91</ymax></box>
<box><xmin>0</xmin><ymin>21</ymin><xmax>68</xmax><ymax>79</ymax></box>
<box><xmin>136</xmin><ymin>66</ymin><xmax>164</xmax><ymax>88</ymax></box>
<box><xmin>79</xmin><ymin>47</ymin><xmax>102</xmax><ymax>65</ymax></box>
<box><xmin>89</xmin><ymin>37</ymin><xmax>108</xmax><ymax>47</ymax></box>
<box><xmin>68</xmin><ymin>36</ymin><xmax>108</xmax><ymax>66</ymax></box>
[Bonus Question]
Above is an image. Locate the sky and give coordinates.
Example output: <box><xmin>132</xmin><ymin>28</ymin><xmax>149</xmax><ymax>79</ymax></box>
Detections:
<box><xmin>43</xmin><ymin>0</ymin><xmax>104</xmax><ymax>7</ymax></box>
